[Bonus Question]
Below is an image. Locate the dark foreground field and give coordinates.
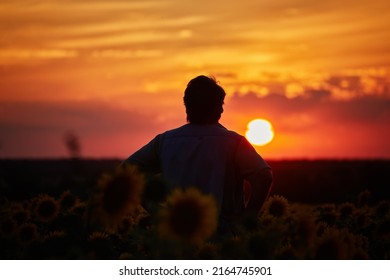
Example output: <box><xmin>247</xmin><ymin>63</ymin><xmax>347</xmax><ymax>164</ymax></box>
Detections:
<box><xmin>0</xmin><ymin>159</ymin><xmax>389</xmax><ymax>259</ymax></box>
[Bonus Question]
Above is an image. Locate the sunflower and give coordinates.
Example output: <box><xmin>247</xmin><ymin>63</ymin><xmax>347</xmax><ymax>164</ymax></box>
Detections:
<box><xmin>357</xmin><ymin>190</ymin><xmax>371</xmax><ymax>208</ymax></box>
<box><xmin>34</xmin><ymin>194</ymin><xmax>60</xmax><ymax>223</ymax></box>
<box><xmin>59</xmin><ymin>190</ymin><xmax>79</xmax><ymax>211</ymax></box>
<box><xmin>18</xmin><ymin>223</ymin><xmax>39</xmax><ymax>245</ymax></box>
<box><xmin>354</xmin><ymin>211</ymin><xmax>372</xmax><ymax>230</ymax></box>
<box><xmin>87</xmin><ymin>231</ymin><xmax>114</xmax><ymax>259</ymax></box>
<box><xmin>258</xmin><ymin>212</ymin><xmax>276</xmax><ymax>228</ymax></box>
<box><xmin>264</xmin><ymin>195</ymin><xmax>289</xmax><ymax>218</ymax></box>
<box><xmin>43</xmin><ymin>230</ymin><xmax>66</xmax><ymax>241</ymax></box>
<box><xmin>159</xmin><ymin>187</ymin><xmax>218</xmax><ymax>244</ymax></box>
<box><xmin>8</xmin><ymin>202</ymin><xmax>30</xmax><ymax>225</ymax></box>
<box><xmin>70</xmin><ymin>201</ymin><xmax>87</xmax><ymax>216</ymax></box>
<box><xmin>88</xmin><ymin>231</ymin><xmax>110</xmax><ymax>242</ymax></box>
<box><xmin>115</xmin><ymin>216</ymin><xmax>135</xmax><ymax>236</ymax></box>
<box><xmin>314</xmin><ymin>228</ymin><xmax>348</xmax><ymax>259</ymax></box>
<box><xmin>339</xmin><ymin>202</ymin><xmax>356</xmax><ymax>219</ymax></box>
<box><xmin>92</xmin><ymin>165</ymin><xmax>144</xmax><ymax>227</ymax></box>
<box><xmin>316</xmin><ymin>204</ymin><xmax>338</xmax><ymax>226</ymax></box>
<box><xmin>316</xmin><ymin>222</ymin><xmax>329</xmax><ymax>237</ymax></box>
<box><xmin>0</xmin><ymin>218</ymin><xmax>17</xmax><ymax>237</ymax></box>
<box><xmin>376</xmin><ymin>200</ymin><xmax>390</xmax><ymax>218</ymax></box>
<box><xmin>12</xmin><ymin>208</ymin><xmax>30</xmax><ymax>225</ymax></box>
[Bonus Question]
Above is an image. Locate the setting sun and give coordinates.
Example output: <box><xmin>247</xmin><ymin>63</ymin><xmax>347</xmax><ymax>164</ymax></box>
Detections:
<box><xmin>245</xmin><ymin>119</ymin><xmax>274</xmax><ymax>146</ymax></box>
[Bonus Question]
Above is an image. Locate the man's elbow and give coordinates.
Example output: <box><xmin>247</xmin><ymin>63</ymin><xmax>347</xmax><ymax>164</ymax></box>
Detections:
<box><xmin>244</xmin><ymin>167</ymin><xmax>273</xmax><ymax>214</ymax></box>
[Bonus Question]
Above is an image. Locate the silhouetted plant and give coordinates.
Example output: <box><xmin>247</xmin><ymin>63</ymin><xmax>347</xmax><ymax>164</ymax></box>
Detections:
<box><xmin>63</xmin><ymin>131</ymin><xmax>81</xmax><ymax>159</ymax></box>
<box><xmin>1</xmin><ymin>163</ymin><xmax>389</xmax><ymax>260</ymax></box>
<box><xmin>264</xmin><ymin>195</ymin><xmax>289</xmax><ymax>218</ymax></box>
<box><xmin>376</xmin><ymin>201</ymin><xmax>390</xmax><ymax>218</ymax></box>
<box><xmin>34</xmin><ymin>194</ymin><xmax>59</xmax><ymax>223</ymax></box>
<box><xmin>91</xmin><ymin>165</ymin><xmax>144</xmax><ymax>228</ymax></box>
<box><xmin>0</xmin><ymin>218</ymin><xmax>17</xmax><ymax>237</ymax></box>
<box><xmin>18</xmin><ymin>223</ymin><xmax>39</xmax><ymax>245</ymax></box>
<box><xmin>357</xmin><ymin>189</ymin><xmax>371</xmax><ymax>208</ymax></box>
<box><xmin>59</xmin><ymin>190</ymin><xmax>79</xmax><ymax>211</ymax></box>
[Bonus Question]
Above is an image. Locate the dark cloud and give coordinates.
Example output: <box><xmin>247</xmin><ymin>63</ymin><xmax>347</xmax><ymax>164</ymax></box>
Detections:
<box><xmin>327</xmin><ymin>75</ymin><xmax>360</xmax><ymax>88</ymax></box>
<box><xmin>227</xmin><ymin>76</ymin><xmax>390</xmax><ymax>133</ymax></box>
<box><xmin>227</xmin><ymin>90</ymin><xmax>328</xmax><ymax>118</ymax></box>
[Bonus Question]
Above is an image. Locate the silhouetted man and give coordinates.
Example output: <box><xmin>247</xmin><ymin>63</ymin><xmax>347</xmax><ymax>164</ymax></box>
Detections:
<box><xmin>123</xmin><ymin>75</ymin><xmax>272</xmax><ymax>233</ymax></box>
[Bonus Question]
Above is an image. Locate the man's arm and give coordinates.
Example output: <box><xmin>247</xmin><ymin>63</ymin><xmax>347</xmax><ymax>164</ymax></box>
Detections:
<box><xmin>244</xmin><ymin>168</ymin><xmax>273</xmax><ymax>214</ymax></box>
<box><xmin>236</xmin><ymin>137</ymin><xmax>273</xmax><ymax>215</ymax></box>
<box><xmin>122</xmin><ymin>134</ymin><xmax>162</xmax><ymax>174</ymax></box>
<box><xmin>121</xmin><ymin>134</ymin><xmax>164</xmax><ymax>217</ymax></box>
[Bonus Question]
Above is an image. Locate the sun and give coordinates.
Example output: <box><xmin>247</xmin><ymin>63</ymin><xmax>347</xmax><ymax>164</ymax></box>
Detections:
<box><xmin>245</xmin><ymin>119</ymin><xmax>274</xmax><ymax>146</ymax></box>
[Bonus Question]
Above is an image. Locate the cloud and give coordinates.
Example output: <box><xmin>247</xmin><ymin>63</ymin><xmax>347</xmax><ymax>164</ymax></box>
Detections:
<box><xmin>226</xmin><ymin>71</ymin><xmax>390</xmax><ymax>133</ymax></box>
<box><xmin>230</xmin><ymin>86</ymin><xmax>389</xmax><ymax>118</ymax></box>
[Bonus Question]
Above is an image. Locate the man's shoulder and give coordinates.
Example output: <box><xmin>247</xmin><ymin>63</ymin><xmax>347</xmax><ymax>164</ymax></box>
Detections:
<box><xmin>162</xmin><ymin>124</ymin><xmax>188</xmax><ymax>135</ymax></box>
<box><xmin>162</xmin><ymin>123</ymin><xmax>245</xmax><ymax>140</ymax></box>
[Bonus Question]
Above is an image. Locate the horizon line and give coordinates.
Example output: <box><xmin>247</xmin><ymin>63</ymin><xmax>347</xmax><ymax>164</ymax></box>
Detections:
<box><xmin>1</xmin><ymin>156</ymin><xmax>390</xmax><ymax>162</ymax></box>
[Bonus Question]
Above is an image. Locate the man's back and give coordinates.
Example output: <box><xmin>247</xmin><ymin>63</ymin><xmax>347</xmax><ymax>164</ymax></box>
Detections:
<box><xmin>125</xmin><ymin>75</ymin><xmax>272</xmax><ymax>225</ymax></box>
<box><xmin>125</xmin><ymin>123</ymin><xmax>271</xmax><ymax>219</ymax></box>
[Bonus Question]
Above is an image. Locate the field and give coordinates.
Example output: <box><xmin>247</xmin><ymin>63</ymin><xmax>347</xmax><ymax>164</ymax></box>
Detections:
<box><xmin>1</xmin><ymin>159</ymin><xmax>389</xmax><ymax>259</ymax></box>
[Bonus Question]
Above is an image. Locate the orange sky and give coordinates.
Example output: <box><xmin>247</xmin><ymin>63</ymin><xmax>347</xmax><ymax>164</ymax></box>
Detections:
<box><xmin>1</xmin><ymin>0</ymin><xmax>390</xmax><ymax>159</ymax></box>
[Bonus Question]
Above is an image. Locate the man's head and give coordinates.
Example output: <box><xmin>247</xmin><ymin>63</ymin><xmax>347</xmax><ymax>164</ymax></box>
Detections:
<box><xmin>184</xmin><ymin>75</ymin><xmax>226</xmax><ymax>124</ymax></box>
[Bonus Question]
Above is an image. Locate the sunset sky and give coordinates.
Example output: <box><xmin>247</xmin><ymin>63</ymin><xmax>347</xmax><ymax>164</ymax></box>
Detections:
<box><xmin>1</xmin><ymin>0</ymin><xmax>390</xmax><ymax>159</ymax></box>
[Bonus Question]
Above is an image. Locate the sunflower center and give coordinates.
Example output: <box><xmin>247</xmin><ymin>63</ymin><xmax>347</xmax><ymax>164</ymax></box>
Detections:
<box><xmin>37</xmin><ymin>200</ymin><xmax>57</xmax><ymax>219</ymax></box>
<box><xmin>169</xmin><ymin>198</ymin><xmax>202</xmax><ymax>238</ymax></box>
